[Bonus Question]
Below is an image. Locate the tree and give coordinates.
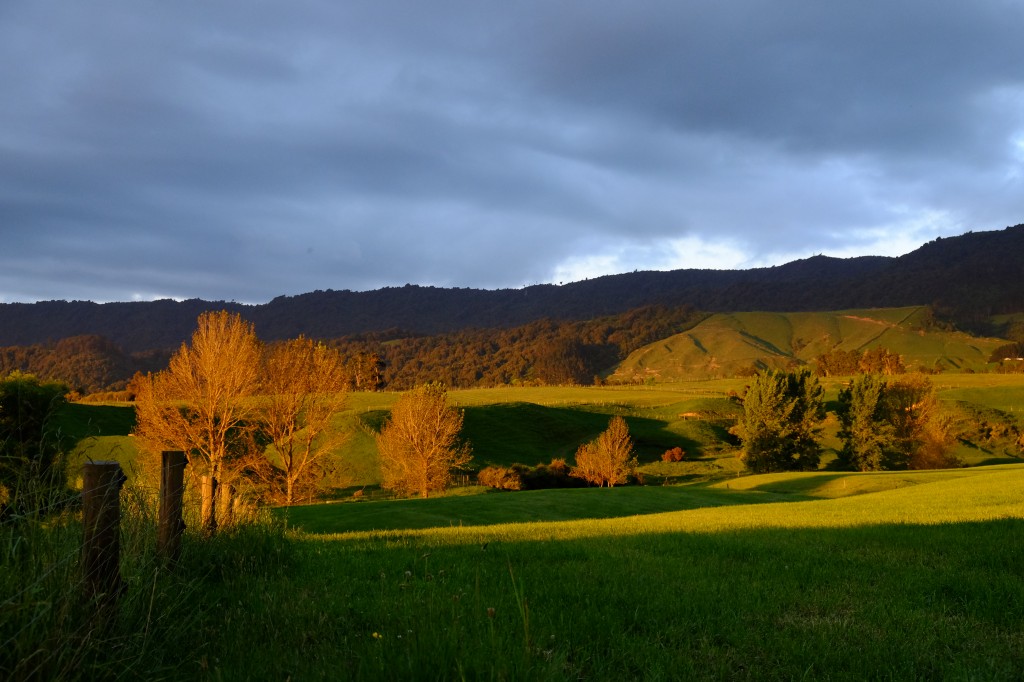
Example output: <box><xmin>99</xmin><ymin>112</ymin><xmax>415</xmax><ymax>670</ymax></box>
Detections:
<box><xmin>836</xmin><ymin>374</ymin><xmax>894</xmax><ymax>471</ymax></box>
<box><xmin>837</xmin><ymin>374</ymin><xmax>956</xmax><ymax>470</ymax></box>
<box><xmin>732</xmin><ymin>369</ymin><xmax>824</xmax><ymax>473</ymax></box>
<box><xmin>261</xmin><ymin>337</ymin><xmax>350</xmax><ymax>505</ymax></box>
<box><xmin>859</xmin><ymin>347</ymin><xmax>905</xmax><ymax>375</ymax></box>
<box><xmin>375</xmin><ymin>384</ymin><xmax>472</xmax><ymax>498</ymax></box>
<box><xmin>0</xmin><ymin>372</ymin><xmax>69</xmax><ymax>515</ymax></box>
<box><xmin>133</xmin><ymin>311</ymin><xmax>262</xmax><ymax>532</ymax></box>
<box><xmin>571</xmin><ymin>416</ymin><xmax>637</xmax><ymax>487</ymax></box>
<box><xmin>885</xmin><ymin>375</ymin><xmax>956</xmax><ymax>469</ymax></box>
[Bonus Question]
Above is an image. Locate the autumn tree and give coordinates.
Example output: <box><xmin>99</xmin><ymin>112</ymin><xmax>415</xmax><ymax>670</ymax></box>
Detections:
<box><xmin>859</xmin><ymin>347</ymin><xmax>906</xmax><ymax>375</ymax></box>
<box><xmin>571</xmin><ymin>415</ymin><xmax>637</xmax><ymax>487</ymax></box>
<box><xmin>261</xmin><ymin>337</ymin><xmax>350</xmax><ymax>505</ymax></box>
<box><xmin>375</xmin><ymin>384</ymin><xmax>472</xmax><ymax>498</ymax></box>
<box><xmin>837</xmin><ymin>374</ymin><xmax>956</xmax><ymax>470</ymax></box>
<box><xmin>133</xmin><ymin>311</ymin><xmax>261</xmax><ymax>533</ymax></box>
<box><xmin>732</xmin><ymin>369</ymin><xmax>824</xmax><ymax>473</ymax></box>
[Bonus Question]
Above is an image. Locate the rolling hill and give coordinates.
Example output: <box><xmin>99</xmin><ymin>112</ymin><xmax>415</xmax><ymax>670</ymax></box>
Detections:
<box><xmin>609</xmin><ymin>306</ymin><xmax>1007</xmax><ymax>381</ymax></box>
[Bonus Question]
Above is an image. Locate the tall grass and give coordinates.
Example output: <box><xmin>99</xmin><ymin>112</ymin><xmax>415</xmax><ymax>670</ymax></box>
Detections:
<box><xmin>0</xmin><ymin>474</ymin><xmax>293</xmax><ymax>681</ymax></box>
<box><xmin>6</xmin><ymin>466</ymin><xmax>1023</xmax><ymax>679</ymax></box>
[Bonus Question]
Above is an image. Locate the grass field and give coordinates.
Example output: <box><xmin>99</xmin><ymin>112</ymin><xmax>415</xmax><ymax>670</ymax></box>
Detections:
<box><xmin>56</xmin><ymin>373</ymin><xmax>1024</xmax><ymax>490</ymax></box>
<box><xmin>185</xmin><ymin>465</ymin><xmax>1024</xmax><ymax>679</ymax></box>
<box><xmin>11</xmin><ymin>373</ymin><xmax>1024</xmax><ymax>679</ymax></box>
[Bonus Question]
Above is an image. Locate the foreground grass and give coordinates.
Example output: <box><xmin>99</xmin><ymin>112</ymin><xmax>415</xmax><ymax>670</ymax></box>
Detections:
<box><xmin>7</xmin><ymin>466</ymin><xmax>1024</xmax><ymax>679</ymax></box>
<box><xmin>190</xmin><ymin>466</ymin><xmax>1024</xmax><ymax>680</ymax></box>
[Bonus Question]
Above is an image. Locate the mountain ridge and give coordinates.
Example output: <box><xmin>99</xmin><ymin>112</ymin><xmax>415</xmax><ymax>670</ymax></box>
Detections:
<box><xmin>2</xmin><ymin>224</ymin><xmax>1022</xmax><ymax>352</ymax></box>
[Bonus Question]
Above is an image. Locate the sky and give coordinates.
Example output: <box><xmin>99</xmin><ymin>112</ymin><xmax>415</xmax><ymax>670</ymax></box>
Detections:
<box><xmin>2</xmin><ymin>1</ymin><xmax>1023</xmax><ymax>304</ymax></box>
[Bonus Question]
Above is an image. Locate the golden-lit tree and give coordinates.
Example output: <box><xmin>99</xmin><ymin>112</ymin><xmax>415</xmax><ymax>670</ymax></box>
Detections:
<box><xmin>133</xmin><ymin>311</ymin><xmax>261</xmax><ymax>533</ymax></box>
<box><xmin>261</xmin><ymin>337</ymin><xmax>350</xmax><ymax>505</ymax></box>
<box><xmin>571</xmin><ymin>416</ymin><xmax>637</xmax><ymax>487</ymax></box>
<box><xmin>375</xmin><ymin>384</ymin><xmax>472</xmax><ymax>498</ymax></box>
<box><xmin>837</xmin><ymin>373</ymin><xmax>956</xmax><ymax>470</ymax></box>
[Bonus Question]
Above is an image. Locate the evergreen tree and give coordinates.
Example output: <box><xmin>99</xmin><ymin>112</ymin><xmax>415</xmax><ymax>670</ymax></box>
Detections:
<box><xmin>732</xmin><ymin>369</ymin><xmax>824</xmax><ymax>473</ymax></box>
<box><xmin>836</xmin><ymin>374</ymin><xmax>894</xmax><ymax>471</ymax></box>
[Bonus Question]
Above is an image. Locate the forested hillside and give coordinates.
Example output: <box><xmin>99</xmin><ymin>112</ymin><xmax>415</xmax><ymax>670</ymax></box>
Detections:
<box><xmin>2</xmin><ymin>224</ymin><xmax>1022</xmax><ymax>352</ymax></box>
<box><xmin>0</xmin><ymin>305</ymin><xmax>705</xmax><ymax>392</ymax></box>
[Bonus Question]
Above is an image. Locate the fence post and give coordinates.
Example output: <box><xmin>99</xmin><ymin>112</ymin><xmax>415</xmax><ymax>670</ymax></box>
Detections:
<box><xmin>82</xmin><ymin>461</ymin><xmax>127</xmax><ymax>612</ymax></box>
<box><xmin>157</xmin><ymin>451</ymin><xmax>188</xmax><ymax>564</ymax></box>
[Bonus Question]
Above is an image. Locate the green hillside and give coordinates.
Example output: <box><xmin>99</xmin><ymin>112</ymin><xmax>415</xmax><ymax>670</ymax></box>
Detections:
<box><xmin>610</xmin><ymin>306</ymin><xmax>1007</xmax><ymax>381</ymax></box>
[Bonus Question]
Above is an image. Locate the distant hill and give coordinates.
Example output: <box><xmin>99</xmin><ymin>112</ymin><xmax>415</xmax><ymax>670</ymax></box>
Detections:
<box><xmin>609</xmin><ymin>306</ymin><xmax>1007</xmax><ymax>381</ymax></box>
<box><xmin>1</xmin><ymin>223</ymin><xmax>1022</xmax><ymax>352</ymax></box>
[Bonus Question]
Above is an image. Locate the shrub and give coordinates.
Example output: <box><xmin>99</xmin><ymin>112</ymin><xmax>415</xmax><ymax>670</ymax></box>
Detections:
<box><xmin>661</xmin><ymin>447</ymin><xmax>686</xmax><ymax>462</ymax></box>
<box><xmin>521</xmin><ymin>458</ymin><xmax>585</xmax><ymax>490</ymax></box>
<box><xmin>477</xmin><ymin>465</ymin><xmax>523</xmax><ymax>491</ymax></box>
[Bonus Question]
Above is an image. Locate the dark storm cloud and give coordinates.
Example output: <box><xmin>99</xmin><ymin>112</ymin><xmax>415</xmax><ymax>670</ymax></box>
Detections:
<box><xmin>1</xmin><ymin>1</ymin><xmax>1022</xmax><ymax>303</ymax></box>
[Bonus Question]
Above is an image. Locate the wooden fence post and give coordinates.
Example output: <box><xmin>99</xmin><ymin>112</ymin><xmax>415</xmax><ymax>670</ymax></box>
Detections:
<box><xmin>157</xmin><ymin>451</ymin><xmax>188</xmax><ymax>564</ymax></box>
<box><xmin>82</xmin><ymin>461</ymin><xmax>127</xmax><ymax>611</ymax></box>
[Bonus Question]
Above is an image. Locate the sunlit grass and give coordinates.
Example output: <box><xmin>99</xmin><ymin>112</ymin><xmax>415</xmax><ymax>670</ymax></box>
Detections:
<box><xmin>297</xmin><ymin>465</ymin><xmax>1024</xmax><ymax>546</ymax></box>
<box><xmin>210</xmin><ymin>466</ymin><xmax>1024</xmax><ymax>680</ymax></box>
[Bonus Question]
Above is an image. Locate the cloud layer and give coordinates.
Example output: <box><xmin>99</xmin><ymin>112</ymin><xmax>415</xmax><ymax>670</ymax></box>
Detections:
<box><xmin>2</xmin><ymin>1</ymin><xmax>1023</xmax><ymax>303</ymax></box>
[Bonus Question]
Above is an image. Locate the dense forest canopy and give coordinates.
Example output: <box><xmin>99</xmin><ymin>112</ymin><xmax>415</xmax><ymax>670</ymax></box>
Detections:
<box><xmin>0</xmin><ymin>306</ymin><xmax>704</xmax><ymax>393</ymax></box>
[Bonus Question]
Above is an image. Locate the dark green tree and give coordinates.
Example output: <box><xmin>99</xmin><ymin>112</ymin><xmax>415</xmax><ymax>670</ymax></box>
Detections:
<box><xmin>732</xmin><ymin>369</ymin><xmax>824</xmax><ymax>473</ymax></box>
<box><xmin>836</xmin><ymin>374</ymin><xmax>894</xmax><ymax>471</ymax></box>
<box><xmin>0</xmin><ymin>372</ymin><xmax>69</xmax><ymax>514</ymax></box>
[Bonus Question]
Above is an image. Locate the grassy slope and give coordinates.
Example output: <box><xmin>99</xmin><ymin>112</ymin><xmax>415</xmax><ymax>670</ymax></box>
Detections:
<box><xmin>610</xmin><ymin>306</ymin><xmax>1008</xmax><ymax>381</ymax></box>
<box><xmin>205</xmin><ymin>466</ymin><xmax>1024</xmax><ymax>680</ymax></box>
<box><xmin>54</xmin><ymin>372</ymin><xmax>1024</xmax><ymax>487</ymax></box>
<box><xmin>278</xmin><ymin>464</ymin><xmax>1024</xmax><ymax>535</ymax></box>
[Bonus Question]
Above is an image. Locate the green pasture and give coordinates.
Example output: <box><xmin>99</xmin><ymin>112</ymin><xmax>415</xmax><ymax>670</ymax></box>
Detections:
<box><xmin>175</xmin><ymin>466</ymin><xmax>1024</xmax><ymax>679</ymax></box>
<box><xmin>611</xmin><ymin>307</ymin><xmax>1008</xmax><ymax>381</ymax></box>
<box><xmin>12</xmin><ymin>384</ymin><xmax>1024</xmax><ymax>679</ymax></box>
<box><xmin>53</xmin><ymin>373</ymin><xmax>1024</xmax><ymax>489</ymax></box>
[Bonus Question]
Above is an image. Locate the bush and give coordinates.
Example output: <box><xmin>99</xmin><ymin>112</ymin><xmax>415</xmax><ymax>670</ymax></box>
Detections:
<box><xmin>661</xmin><ymin>447</ymin><xmax>686</xmax><ymax>462</ymax></box>
<box><xmin>477</xmin><ymin>466</ymin><xmax>523</xmax><ymax>491</ymax></box>
<box><xmin>478</xmin><ymin>459</ymin><xmax>586</xmax><ymax>491</ymax></box>
<box><xmin>522</xmin><ymin>458</ymin><xmax>585</xmax><ymax>490</ymax></box>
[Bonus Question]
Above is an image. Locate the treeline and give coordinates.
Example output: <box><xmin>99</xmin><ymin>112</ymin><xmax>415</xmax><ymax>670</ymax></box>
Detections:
<box><xmin>328</xmin><ymin>304</ymin><xmax>705</xmax><ymax>390</ymax></box>
<box><xmin>0</xmin><ymin>335</ymin><xmax>170</xmax><ymax>395</ymax></box>
<box><xmin>0</xmin><ymin>305</ymin><xmax>704</xmax><ymax>394</ymax></box>
<box><xmin>814</xmin><ymin>347</ymin><xmax>906</xmax><ymax>377</ymax></box>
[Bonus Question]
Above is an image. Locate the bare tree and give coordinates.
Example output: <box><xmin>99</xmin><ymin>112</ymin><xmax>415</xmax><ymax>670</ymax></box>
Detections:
<box><xmin>571</xmin><ymin>416</ymin><xmax>637</xmax><ymax>487</ymax></box>
<box><xmin>375</xmin><ymin>384</ymin><xmax>472</xmax><ymax>498</ymax></box>
<box><xmin>261</xmin><ymin>337</ymin><xmax>350</xmax><ymax>505</ymax></box>
<box><xmin>133</xmin><ymin>311</ymin><xmax>261</xmax><ymax>533</ymax></box>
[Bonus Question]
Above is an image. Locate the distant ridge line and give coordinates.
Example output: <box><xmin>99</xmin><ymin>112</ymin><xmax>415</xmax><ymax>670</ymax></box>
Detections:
<box><xmin>1</xmin><ymin>224</ymin><xmax>1022</xmax><ymax>352</ymax></box>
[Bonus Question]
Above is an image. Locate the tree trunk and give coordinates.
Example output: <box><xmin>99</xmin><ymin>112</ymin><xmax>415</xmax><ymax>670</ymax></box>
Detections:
<box><xmin>217</xmin><ymin>482</ymin><xmax>235</xmax><ymax>528</ymax></box>
<box><xmin>201</xmin><ymin>475</ymin><xmax>217</xmax><ymax>535</ymax></box>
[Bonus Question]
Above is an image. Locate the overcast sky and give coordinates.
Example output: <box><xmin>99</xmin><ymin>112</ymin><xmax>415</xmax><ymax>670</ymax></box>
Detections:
<box><xmin>2</xmin><ymin>1</ymin><xmax>1023</xmax><ymax>304</ymax></box>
